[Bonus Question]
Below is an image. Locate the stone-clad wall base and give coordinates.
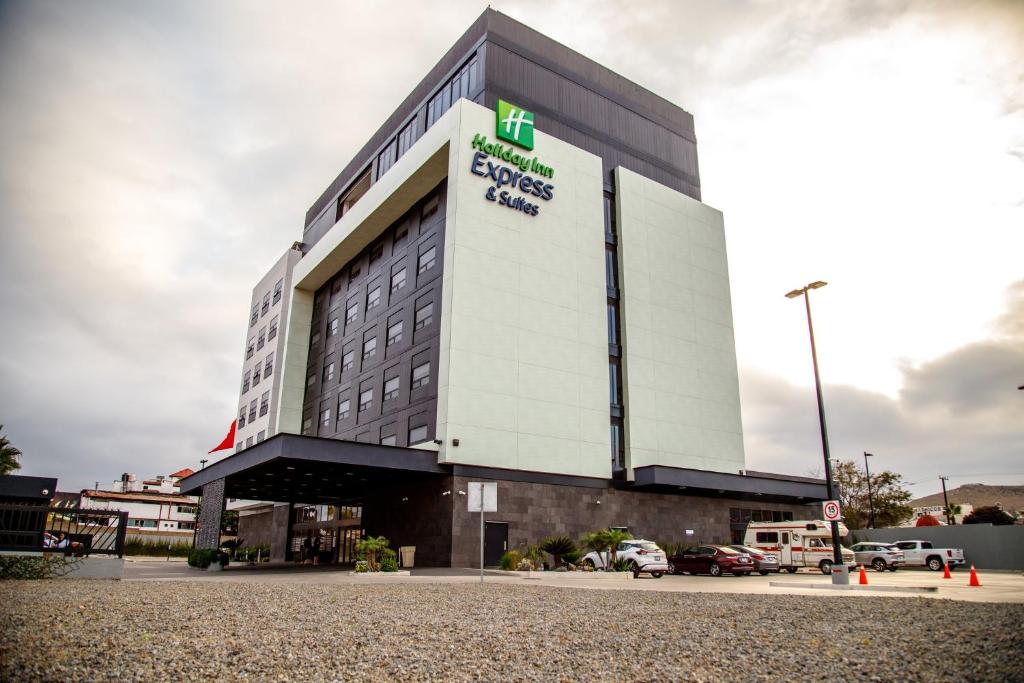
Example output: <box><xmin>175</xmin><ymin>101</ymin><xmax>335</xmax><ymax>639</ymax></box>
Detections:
<box><xmin>362</xmin><ymin>477</ymin><xmax>453</xmax><ymax>567</ymax></box>
<box><xmin>451</xmin><ymin>475</ymin><xmax>816</xmax><ymax>568</ymax></box>
<box><xmin>236</xmin><ymin>509</ymin><xmax>275</xmax><ymax>548</ymax></box>
<box><xmin>196</xmin><ymin>480</ymin><xmax>226</xmax><ymax>550</ymax></box>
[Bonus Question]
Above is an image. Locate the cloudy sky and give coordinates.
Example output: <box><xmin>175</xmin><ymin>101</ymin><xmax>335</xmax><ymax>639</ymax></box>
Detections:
<box><xmin>1</xmin><ymin>0</ymin><xmax>1021</xmax><ymax>498</ymax></box>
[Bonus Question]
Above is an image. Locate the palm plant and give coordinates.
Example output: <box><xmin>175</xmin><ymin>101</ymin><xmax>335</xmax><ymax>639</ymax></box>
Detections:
<box><xmin>539</xmin><ymin>536</ymin><xmax>577</xmax><ymax>567</ymax></box>
<box><xmin>355</xmin><ymin>535</ymin><xmax>390</xmax><ymax>572</ymax></box>
<box><xmin>605</xmin><ymin>528</ymin><xmax>633</xmax><ymax>566</ymax></box>
<box><xmin>581</xmin><ymin>530</ymin><xmax>611</xmax><ymax>567</ymax></box>
<box><xmin>0</xmin><ymin>425</ymin><xmax>22</xmax><ymax>475</ymax></box>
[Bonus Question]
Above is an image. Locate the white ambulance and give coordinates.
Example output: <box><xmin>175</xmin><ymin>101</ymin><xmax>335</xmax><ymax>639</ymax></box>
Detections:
<box><xmin>743</xmin><ymin>520</ymin><xmax>856</xmax><ymax>575</ymax></box>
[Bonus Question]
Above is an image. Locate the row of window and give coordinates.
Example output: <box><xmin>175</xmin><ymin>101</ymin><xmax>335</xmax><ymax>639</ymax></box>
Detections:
<box><xmin>242</xmin><ymin>352</ymin><xmax>274</xmax><ymax>395</ymax></box>
<box><xmin>604</xmin><ymin>191</ymin><xmax>626</xmax><ymax>471</ymax></box>
<box><xmin>235</xmin><ymin>429</ymin><xmax>267</xmax><ymax>452</ymax></box>
<box><xmin>729</xmin><ymin>508</ymin><xmax>796</xmax><ymax>524</ymax></box>
<box><xmin>238</xmin><ymin>392</ymin><xmax>270</xmax><ymax>429</ymax></box>
<box><xmin>250</xmin><ymin>279</ymin><xmax>284</xmax><ymax>328</ymax></box>
<box><xmin>246</xmin><ymin>315</ymin><xmax>279</xmax><ymax>359</ymax></box>
<box><xmin>306</xmin><ymin>359</ymin><xmax>432</xmax><ymax>433</ymax></box>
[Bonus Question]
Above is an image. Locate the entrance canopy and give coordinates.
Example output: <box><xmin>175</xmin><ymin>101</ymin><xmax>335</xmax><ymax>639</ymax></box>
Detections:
<box><xmin>179</xmin><ymin>434</ymin><xmax>447</xmax><ymax>504</ymax></box>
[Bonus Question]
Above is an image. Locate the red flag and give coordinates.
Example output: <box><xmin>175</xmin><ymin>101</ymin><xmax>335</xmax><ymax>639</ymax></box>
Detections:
<box><xmin>208</xmin><ymin>420</ymin><xmax>237</xmax><ymax>453</ymax></box>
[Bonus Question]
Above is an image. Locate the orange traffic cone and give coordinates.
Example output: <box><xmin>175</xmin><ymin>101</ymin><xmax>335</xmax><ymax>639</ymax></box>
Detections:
<box><xmin>942</xmin><ymin>562</ymin><xmax>951</xmax><ymax>579</ymax></box>
<box><xmin>858</xmin><ymin>564</ymin><xmax>868</xmax><ymax>585</ymax></box>
<box><xmin>968</xmin><ymin>565</ymin><xmax>981</xmax><ymax>587</ymax></box>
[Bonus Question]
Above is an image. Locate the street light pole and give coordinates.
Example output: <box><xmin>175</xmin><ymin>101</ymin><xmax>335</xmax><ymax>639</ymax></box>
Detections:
<box><xmin>786</xmin><ymin>281</ymin><xmax>844</xmax><ymax>578</ymax></box>
<box><xmin>864</xmin><ymin>452</ymin><xmax>875</xmax><ymax>528</ymax></box>
<box><xmin>940</xmin><ymin>475</ymin><xmax>952</xmax><ymax>525</ymax></box>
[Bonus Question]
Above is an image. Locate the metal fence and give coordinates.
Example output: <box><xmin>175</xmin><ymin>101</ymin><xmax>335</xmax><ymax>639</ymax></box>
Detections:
<box><xmin>0</xmin><ymin>504</ymin><xmax>129</xmax><ymax>557</ymax></box>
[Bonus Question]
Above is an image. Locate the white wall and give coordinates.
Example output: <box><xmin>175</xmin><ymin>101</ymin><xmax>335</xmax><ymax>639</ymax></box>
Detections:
<box><xmin>435</xmin><ymin>101</ymin><xmax>611</xmax><ymax>478</ymax></box>
<box><xmin>615</xmin><ymin>167</ymin><xmax>745</xmax><ymax>476</ymax></box>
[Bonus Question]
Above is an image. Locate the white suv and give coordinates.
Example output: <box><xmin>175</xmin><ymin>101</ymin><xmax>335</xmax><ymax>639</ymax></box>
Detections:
<box><xmin>581</xmin><ymin>540</ymin><xmax>669</xmax><ymax>578</ymax></box>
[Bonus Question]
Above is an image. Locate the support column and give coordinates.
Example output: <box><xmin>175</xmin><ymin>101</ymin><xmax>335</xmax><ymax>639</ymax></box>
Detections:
<box><xmin>270</xmin><ymin>502</ymin><xmax>292</xmax><ymax>563</ymax></box>
<box><xmin>195</xmin><ymin>479</ymin><xmax>226</xmax><ymax>549</ymax></box>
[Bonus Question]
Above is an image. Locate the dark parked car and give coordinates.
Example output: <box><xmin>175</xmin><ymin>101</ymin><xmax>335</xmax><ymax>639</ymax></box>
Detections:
<box><xmin>668</xmin><ymin>545</ymin><xmax>755</xmax><ymax>576</ymax></box>
<box><xmin>728</xmin><ymin>544</ymin><xmax>781</xmax><ymax>575</ymax></box>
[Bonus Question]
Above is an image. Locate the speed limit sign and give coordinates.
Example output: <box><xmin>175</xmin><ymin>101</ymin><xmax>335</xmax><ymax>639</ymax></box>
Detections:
<box><xmin>823</xmin><ymin>500</ymin><xmax>842</xmax><ymax>521</ymax></box>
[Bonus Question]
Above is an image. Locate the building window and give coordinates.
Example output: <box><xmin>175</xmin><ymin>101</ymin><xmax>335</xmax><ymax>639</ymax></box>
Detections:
<box><xmin>256</xmin><ymin>430</ymin><xmax>266</xmax><ymax>443</ymax></box>
<box><xmin>426</xmin><ymin>55</ymin><xmax>477</xmax><ymax>128</ymax></box>
<box><xmin>302</xmin><ymin>417</ymin><xmax>313</xmax><ymax>434</ymax></box>
<box><xmin>414</xmin><ymin>301</ymin><xmax>433</xmax><ymax>330</ymax></box>
<box><xmin>321</xmin><ymin>407</ymin><xmax>331</xmax><ymax>427</ymax></box>
<box><xmin>397</xmin><ymin>118</ymin><xmax>419</xmax><ymax>158</ymax></box>
<box><xmin>273</xmin><ymin>278</ymin><xmax>283</xmax><ymax>305</ymax></box>
<box><xmin>359</xmin><ymin>387</ymin><xmax>373</xmax><ymax>412</ymax></box>
<box><xmin>345</xmin><ymin>300</ymin><xmax>359</xmax><ymax>325</ymax></box>
<box><xmin>603</xmin><ymin>193</ymin><xmax>617</xmax><ymax>238</ymax></box>
<box><xmin>421</xmin><ymin>196</ymin><xmax>439</xmax><ymax>223</ymax></box>
<box><xmin>268</xmin><ymin>315</ymin><xmax>279</xmax><ymax>341</ymax></box>
<box><xmin>250</xmin><ymin>303</ymin><xmax>259</xmax><ymax>327</ymax></box>
<box><xmin>609</xmin><ymin>361</ymin><xmax>621</xmax><ymax>407</ymax></box>
<box><xmin>261</xmin><ymin>292</ymin><xmax>271</xmax><ymax>316</ymax></box>
<box><xmin>264</xmin><ymin>352</ymin><xmax>274</xmax><ymax>378</ymax></box>
<box><xmin>238</xmin><ymin>407</ymin><xmax>246</xmax><ymax>429</ymax></box>
<box><xmin>246</xmin><ymin>337</ymin><xmax>255</xmax><ymax>359</ymax></box>
<box><xmin>248</xmin><ymin>399</ymin><xmax>257</xmax><ymax>422</ymax></box>
<box><xmin>246</xmin><ymin>435</ymin><xmax>254</xmax><ymax>447</ymax></box>
<box><xmin>605</xmin><ymin>247</ymin><xmax>617</xmax><ymax>290</ymax></box>
<box><xmin>235</xmin><ymin>442</ymin><xmax>242</xmax><ymax>452</ymax></box>
<box><xmin>252</xmin><ymin>364</ymin><xmax>261</xmax><ymax>386</ymax></box>
<box><xmin>417</xmin><ymin>246</ymin><xmax>436</xmax><ymax>274</ymax></box>
<box><xmin>610</xmin><ymin>421</ymin><xmax>624</xmax><ymax>469</ymax></box>
<box><xmin>341</xmin><ymin>346</ymin><xmax>355</xmax><ymax>372</ymax></box>
<box><xmin>391</xmin><ymin>266</ymin><xmax>406</xmax><ymax>294</ymax></box>
<box><xmin>259</xmin><ymin>391</ymin><xmax>269</xmax><ymax>417</ymax></box>
<box><xmin>310</xmin><ymin>330</ymin><xmax>321</xmax><ymax>348</ymax></box>
<box><xmin>367</xmin><ymin>285</ymin><xmax>381</xmax><ymax>312</ymax></box>
<box><xmin>328</xmin><ymin>317</ymin><xmax>339</xmax><ymax>337</ymax></box>
<box><xmin>387</xmin><ymin>320</ymin><xmax>403</xmax><ymax>347</ymax></box>
<box><xmin>338</xmin><ymin>398</ymin><xmax>351</xmax><ymax>420</ymax></box>
<box><xmin>369</xmin><ymin>242</ymin><xmax>384</xmax><ymax>267</ymax></box>
<box><xmin>381</xmin><ymin>434</ymin><xmax>397</xmax><ymax>447</ymax></box>
<box><xmin>349</xmin><ymin>262</ymin><xmax>362</xmax><ymax>283</ymax></box>
<box><xmin>607</xmin><ymin>302</ymin><xmax>619</xmax><ymax>345</ymax></box>
<box><xmin>376</xmin><ymin>139</ymin><xmax>397</xmax><ymax>178</ymax></box>
<box><xmin>257</xmin><ymin>327</ymin><xmax>266</xmax><ymax>351</ymax></box>
<box><xmin>408</xmin><ymin>424</ymin><xmax>429</xmax><ymax>445</ymax></box>
<box><xmin>411</xmin><ymin>361</ymin><xmax>430</xmax><ymax>389</ymax></box>
<box><xmin>242</xmin><ymin>370</ymin><xmax>251</xmax><ymax>394</ymax></box>
<box><xmin>383</xmin><ymin>377</ymin><xmax>400</xmax><ymax>401</ymax></box>
<box><xmin>307</xmin><ymin>373</ymin><xmax>316</xmax><ymax>388</ymax></box>
<box><xmin>323</xmin><ymin>361</ymin><xmax>336</xmax><ymax>384</ymax></box>
<box><xmin>394</xmin><ymin>224</ymin><xmax>408</xmax><ymax>247</ymax></box>
<box><xmin>363</xmin><ymin>336</ymin><xmax>377</xmax><ymax>361</ymax></box>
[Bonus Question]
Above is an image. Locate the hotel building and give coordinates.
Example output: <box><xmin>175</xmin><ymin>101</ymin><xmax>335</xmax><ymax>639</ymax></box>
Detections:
<box><xmin>182</xmin><ymin>9</ymin><xmax>826</xmax><ymax>566</ymax></box>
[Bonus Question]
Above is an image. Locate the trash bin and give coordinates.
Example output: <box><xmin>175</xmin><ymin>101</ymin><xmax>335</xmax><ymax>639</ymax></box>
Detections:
<box><xmin>399</xmin><ymin>546</ymin><xmax>416</xmax><ymax>568</ymax></box>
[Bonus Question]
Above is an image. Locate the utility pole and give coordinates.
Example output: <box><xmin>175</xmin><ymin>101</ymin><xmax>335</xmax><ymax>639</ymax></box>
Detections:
<box><xmin>939</xmin><ymin>476</ymin><xmax>953</xmax><ymax>525</ymax></box>
<box><xmin>864</xmin><ymin>452</ymin><xmax>875</xmax><ymax>528</ymax></box>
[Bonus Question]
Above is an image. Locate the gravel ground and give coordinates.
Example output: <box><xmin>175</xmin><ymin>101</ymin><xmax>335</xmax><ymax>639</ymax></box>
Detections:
<box><xmin>2</xmin><ymin>581</ymin><xmax>1022</xmax><ymax>682</ymax></box>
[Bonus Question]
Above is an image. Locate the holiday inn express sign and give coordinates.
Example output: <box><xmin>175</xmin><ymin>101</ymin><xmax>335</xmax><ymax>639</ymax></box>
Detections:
<box><xmin>469</xmin><ymin>99</ymin><xmax>555</xmax><ymax>216</ymax></box>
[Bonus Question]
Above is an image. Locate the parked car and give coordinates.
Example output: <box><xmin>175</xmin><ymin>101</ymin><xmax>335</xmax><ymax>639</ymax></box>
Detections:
<box><xmin>580</xmin><ymin>540</ymin><xmax>669</xmax><ymax>577</ymax></box>
<box><xmin>728</xmin><ymin>544</ymin><xmax>781</xmax><ymax>575</ymax></box>
<box><xmin>892</xmin><ymin>540</ymin><xmax>966</xmax><ymax>571</ymax></box>
<box><xmin>668</xmin><ymin>545</ymin><xmax>755</xmax><ymax>576</ymax></box>
<box><xmin>849</xmin><ymin>542</ymin><xmax>904</xmax><ymax>572</ymax></box>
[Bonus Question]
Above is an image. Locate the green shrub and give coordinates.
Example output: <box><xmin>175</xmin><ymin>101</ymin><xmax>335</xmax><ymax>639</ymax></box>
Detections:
<box><xmin>0</xmin><ymin>555</ymin><xmax>75</xmax><ymax>580</ymax></box>
<box><xmin>499</xmin><ymin>550</ymin><xmax>521</xmax><ymax>570</ymax></box>
<box><xmin>539</xmin><ymin>536</ymin><xmax>577</xmax><ymax>567</ymax></box>
<box><xmin>237</xmin><ymin>544</ymin><xmax>270</xmax><ymax>561</ymax></box>
<box><xmin>355</xmin><ymin>535</ymin><xmax>390</xmax><ymax>572</ymax></box>
<box><xmin>379</xmin><ymin>548</ymin><xmax>399</xmax><ymax>572</ymax></box>
<box><xmin>610</xmin><ymin>557</ymin><xmax>634</xmax><ymax>572</ymax></box>
<box><xmin>562</xmin><ymin>549</ymin><xmax>583</xmax><ymax>565</ymax></box>
<box><xmin>354</xmin><ymin>560</ymin><xmax>369</xmax><ymax>573</ymax></box>
<box><xmin>187</xmin><ymin>548</ymin><xmax>222</xmax><ymax>569</ymax></box>
<box><xmin>123</xmin><ymin>539</ymin><xmax>192</xmax><ymax>557</ymax></box>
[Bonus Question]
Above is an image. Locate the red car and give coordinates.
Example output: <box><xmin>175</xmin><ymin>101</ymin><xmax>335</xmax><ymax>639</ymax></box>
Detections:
<box><xmin>668</xmin><ymin>545</ymin><xmax>755</xmax><ymax>576</ymax></box>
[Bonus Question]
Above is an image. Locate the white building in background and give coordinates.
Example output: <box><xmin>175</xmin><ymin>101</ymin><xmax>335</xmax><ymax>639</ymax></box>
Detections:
<box><xmin>81</xmin><ymin>468</ymin><xmax>199</xmax><ymax>534</ymax></box>
<box><xmin>907</xmin><ymin>504</ymin><xmax>975</xmax><ymax>526</ymax></box>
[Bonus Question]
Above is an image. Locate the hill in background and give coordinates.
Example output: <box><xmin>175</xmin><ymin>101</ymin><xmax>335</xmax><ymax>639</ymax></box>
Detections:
<box><xmin>911</xmin><ymin>483</ymin><xmax>1024</xmax><ymax>512</ymax></box>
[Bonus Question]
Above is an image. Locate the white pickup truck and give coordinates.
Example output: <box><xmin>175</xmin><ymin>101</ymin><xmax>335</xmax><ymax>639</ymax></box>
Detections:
<box><xmin>893</xmin><ymin>540</ymin><xmax>966</xmax><ymax>571</ymax></box>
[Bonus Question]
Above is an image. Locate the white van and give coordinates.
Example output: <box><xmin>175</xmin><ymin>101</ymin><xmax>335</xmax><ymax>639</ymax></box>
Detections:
<box><xmin>743</xmin><ymin>520</ymin><xmax>856</xmax><ymax>575</ymax></box>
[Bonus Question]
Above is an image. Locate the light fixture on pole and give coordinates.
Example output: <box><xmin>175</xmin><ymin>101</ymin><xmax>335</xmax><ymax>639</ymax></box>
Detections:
<box><xmin>863</xmin><ymin>452</ymin><xmax>875</xmax><ymax>528</ymax></box>
<box><xmin>786</xmin><ymin>280</ymin><xmax>844</xmax><ymax>582</ymax></box>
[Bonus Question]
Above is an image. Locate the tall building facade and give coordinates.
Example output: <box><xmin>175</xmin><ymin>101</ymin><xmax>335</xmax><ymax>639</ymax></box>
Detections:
<box><xmin>184</xmin><ymin>9</ymin><xmax>826</xmax><ymax>566</ymax></box>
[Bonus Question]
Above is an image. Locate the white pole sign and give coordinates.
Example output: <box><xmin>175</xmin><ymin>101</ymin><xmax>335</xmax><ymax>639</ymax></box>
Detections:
<box><xmin>468</xmin><ymin>482</ymin><xmax>497</xmax><ymax>583</ymax></box>
<box><xmin>823</xmin><ymin>500</ymin><xmax>842</xmax><ymax>521</ymax></box>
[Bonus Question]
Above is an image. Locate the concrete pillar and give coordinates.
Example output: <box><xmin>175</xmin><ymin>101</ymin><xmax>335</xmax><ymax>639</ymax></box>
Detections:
<box><xmin>195</xmin><ymin>479</ymin><xmax>226</xmax><ymax>549</ymax></box>
<box><xmin>270</xmin><ymin>502</ymin><xmax>292</xmax><ymax>562</ymax></box>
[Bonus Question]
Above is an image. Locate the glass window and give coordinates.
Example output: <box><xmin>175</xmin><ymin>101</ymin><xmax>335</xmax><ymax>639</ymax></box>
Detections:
<box><xmin>257</xmin><ymin>327</ymin><xmax>266</xmax><ymax>350</ymax></box>
<box><xmin>264</xmin><ymin>353</ymin><xmax>274</xmax><ymax>378</ymax></box>
<box><xmin>268</xmin><ymin>315</ymin><xmax>279</xmax><ymax>341</ymax></box>
<box><xmin>391</xmin><ymin>267</ymin><xmax>406</xmax><ymax>294</ymax></box>
<box><xmin>421</xmin><ymin>196</ymin><xmax>439</xmax><ymax>222</ymax></box>
<box><xmin>367</xmin><ymin>285</ymin><xmax>381</xmax><ymax>312</ymax></box>
<box><xmin>250</xmin><ymin>303</ymin><xmax>259</xmax><ymax>327</ymax></box>
<box><xmin>376</xmin><ymin>139</ymin><xmax>397</xmax><ymax>178</ymax></box>
<box><xmin>256</xmin><ymin>430</ymin><xmax>266</xmax><ymax>443</ymax></box>
<box><xmin>306</xmin><ymin>373</ymin><xmax>316</xmax><ymax>387</ymax></box>
<box><xmin>418</xmin><ymin>246</ymin><xmax>436</xmax><ymax>274</ymax></box>
<box><xmin>755</xmin><ymin>532</ymin><xmax>779</xmax><ymax>544</ymax></box>
<box><xmin>252</xmin><ymin>364</ymin><xmax>261</xmax><ymax>386</ymax></box>
<box><xmin>383</xmin><ymin>377</ymin><xmax>399</xmax><ymax>401</ymax></box>
<box><xmin>248</xmin><ymin>399</ymin><xmax>257</xmax><ymax>422</ymax></box>
<box><xmin>605</xmin><ymin>247</ymin><xmax>617</xmax><ymax>289</ymax></box>
<box><xmin>337</xmin><ymin>398</ymin><xmax>351</xmax><ymax>420</ymax></box>
<box><xmin>323</xmin><ymin>361</ymin><xmax>335</xmax><ymax>384</ymax></box>
<box><xmin>349</xmin><ymin>263</ymin><xmax>361</xmax><ymax>282</ymax></box>
<box><xmin>411</xmin><ymin>361</ymin><xmax>430</xmax><ymax>389</ymax></box>
<box><xmin>242</xmin><ymin>370</ymin><xmax>251</xmax><ymax>394</ymax></box>
<box><xmin>387</xmin><ymin>320</ymin><xmax>403</xmax><ymax>346</ymax></box>
<box><xmin>363</xmin><ymin>336</ymin><xmax>377</xmax><ymax>360</ymax></box>
<box><xmin>273</xmin><ymin>278</ymin><xmax>283</xmax><ymax>304</ymax></box>
<box><xmin>397</xmin><ymin>118</ymin><xmax>419</xmax><ymax>158</ymax></box>
<box><xmin>302</xmin><ymin>417</ymin><xmax>312</xmax><ymax>434</ymax></box>
<box><xmin>610</xmin><ymin>422</ymin><xmax>622</xmax><ymax>467</ymax></box>
<box><xmin>328</xmin><ymin>318</ymin><xmax>339</xmax><ymax>337</ymax></box>
<box><xmin>320</xmin><ymin>407</ymin><xmax>331</xmax><ymax>427</ymax></box>
<box><xmin>381</xmin><ymin>434</ymin><xmax>397</xmax><ymax>447</ymax></box>
<box><xmin>607</xmin><ymin>302</ymin><xmax>619</xmax><ymax>345</ymax></box>
<box><xmin>359</xmin><ymin>387</ymin><xmax>373</xmax><ymax>412</ymax></box>
<box><xmin>341</xmin><ymin>346</ymin><xmax>355</xmax><ymax>372</ymax></box>
<box><xmin>369</xmin><ymin>242</ymin><xmax>384</xmax><ymax>266</ymax></box>
<box><xmin>609</xmin><ymin>361</ymin><xmax>621</xmax><ymax>406</ymax></box>
<box><xmin>603</xmin><ymin>193</ymin><xmax>616</xmax><ymax>237</ymax></box>
<box><xmin>414</xmin><ymin>301</ymin><xmax>433</xmax><ymax>330</ymax></box>
<box><xmin>408</xmin><ymin>424</ymin><xmax>429</xmax><ymax>445</ymax></box>
<box><xmin>246</xmin><ymin>337</ymin><xmax>255</xmax><ymax>359</ymax></box>
<box><xmin>261</xmin><ymin>292</ymin><xmax>270</xmax><ymax>316</ymax></box>
<box><xmin>394</xmin><ymin>224</ymin><xmax>408</xmax><ymax>247</ymax></box>
<box><xmin>259</xmin><ymin>391</ymin><xmax>269</xmax><ymax>417</ymax></box>
<box><xmin>238</xmin><ymin>407</ymin><xmax>246</xmax><ymax>429</ymax></box>
<box><xmin>346</xmin><ymin>300</ymin><xmax>359</xmax><ymax>324</ymax></box>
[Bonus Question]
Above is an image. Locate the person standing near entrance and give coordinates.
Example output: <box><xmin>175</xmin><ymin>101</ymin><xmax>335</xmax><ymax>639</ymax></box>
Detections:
<box><xmin>312</xmin><ymin>533</ymin><xmax>321</xmax><ymax>565</ymax></box>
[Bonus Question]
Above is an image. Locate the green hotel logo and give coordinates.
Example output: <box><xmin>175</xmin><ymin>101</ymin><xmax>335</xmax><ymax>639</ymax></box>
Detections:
<box><xmin>496</xmin><ymin>99</ymin><xmax>534</xmax><ymax>150</ymax></box>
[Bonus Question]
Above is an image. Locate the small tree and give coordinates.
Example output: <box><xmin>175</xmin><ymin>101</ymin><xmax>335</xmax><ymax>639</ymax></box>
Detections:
<box><xmin>355</xmin><ymin>535</ymin><xmax>390</xmax><ymax>571</ymax></box>
<box><xmin>0</xmin><ymin>425</ymin><xmax>22</xmax><ymax>475</ymax></box>
<box><xmin>834</xmin><ymin>460</ymin><xmax>913</xmax><ymax>528</ymax></box>
<box><xmin>604</xmin><ymin>529</ymin><xmax>633</xmax><ymax>565</ymax></box>
<box><xmin>539</xmin><ymin>536</ymin><xmax>576</xmax><ymax>567</ymax></box>
<box><xmin>963</xmin><ymin>506</ymin><xmax>1016</xmax><ymax>526</ymax></box>
<box><xmin>581</xmin><ymin>530</ymin><xmax>611</xmax><ymax>561</ymax></box>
